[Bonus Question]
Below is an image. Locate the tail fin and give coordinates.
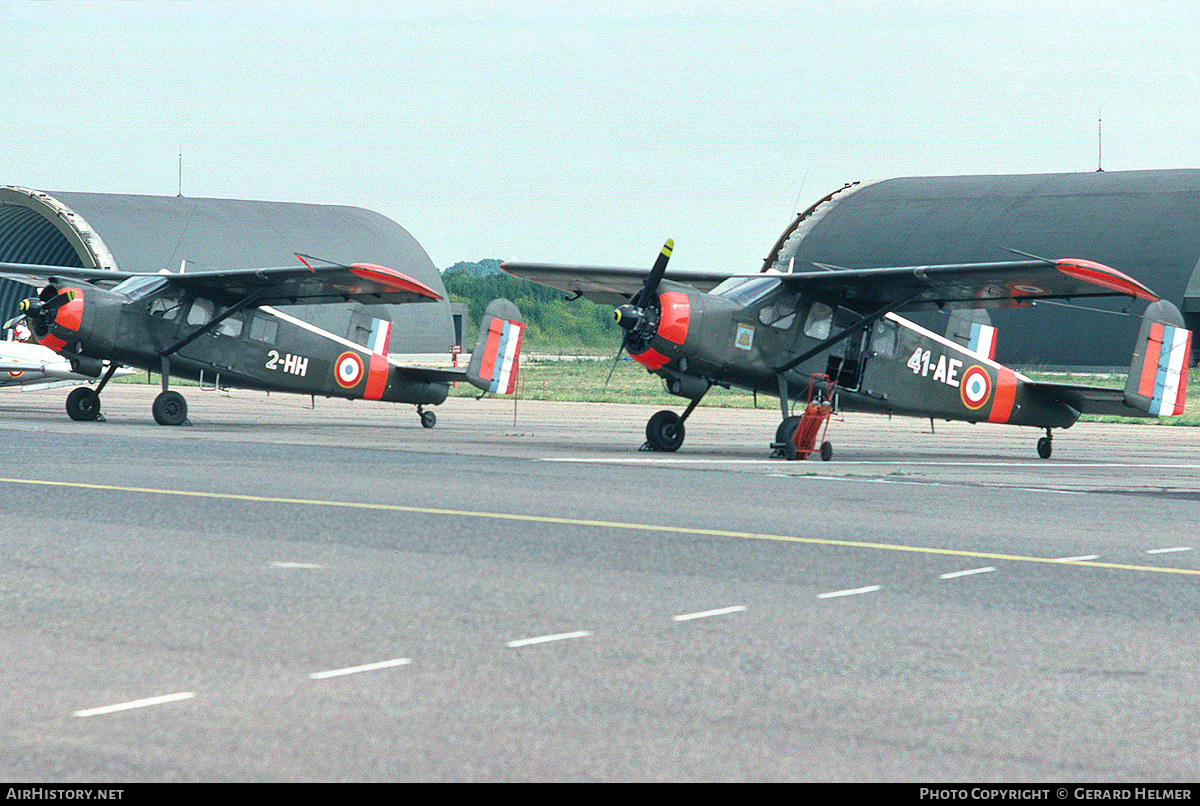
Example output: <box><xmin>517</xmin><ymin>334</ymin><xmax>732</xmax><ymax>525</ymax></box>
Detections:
<box><xmin>1124</xmin><ymin>299</ymin><xmax>1191</xmax><ymax>416</ymax></box>
<box><xmin>466</xmin><ymin>298</ymin><xmax>525</xmax><ymax>394</ymax></box>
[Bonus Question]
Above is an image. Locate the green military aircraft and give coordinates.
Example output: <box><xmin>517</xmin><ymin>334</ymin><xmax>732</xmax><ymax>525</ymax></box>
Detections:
<box><xmin>504</xmin><ymin>241</ymin><xmax>1190</xmax><ymax>459</ymax></box>
<box><xmin>0</xmin><ymin>256</ymin><xmax>524</xmax><ymax>425</ymax></box>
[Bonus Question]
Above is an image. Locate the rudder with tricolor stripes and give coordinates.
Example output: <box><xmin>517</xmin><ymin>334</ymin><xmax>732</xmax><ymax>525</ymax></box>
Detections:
<box><xmin>466</xmin><ymin>298</ymin><xmax>525</xmax><ymax>395</ymax></box>
<box><xmin>1124</xmin><ymin>299</ymin><xmax>1192</xmax><ymax>416</ymax></box>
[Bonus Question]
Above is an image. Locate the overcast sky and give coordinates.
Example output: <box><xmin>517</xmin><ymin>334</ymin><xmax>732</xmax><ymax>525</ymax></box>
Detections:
<box><xmin>3</xmin><ymin>1</ymin><xmax>1197</xmax><ymax>273</ymax></box>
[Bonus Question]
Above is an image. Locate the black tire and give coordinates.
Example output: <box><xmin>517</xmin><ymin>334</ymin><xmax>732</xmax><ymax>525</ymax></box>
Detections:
<box><xmin>152</xmin><ymin>390</ymin><xmax>188</xmax><ymax>426</ymax></box>
<box><xmin>1037</xmin><ymin>436</ymin><xmax>1052</xmax><ymax>459</ymax></box>
<box><xmin>420</xmin><ymin>409</ymin><xmax>437</xmax><ymax>429</ymax></box>
<box><xmin>65</xmin><ymin>387</ymin><xmax>101</xmax><ymax>421</ymax></box>
<box><xmin>645</xmin><ymin>410</ymin><xmax>685</xmax><ymax>452</ymax></box>
<box><xmin>820</xmin><ymin>441</ymin><xmax>833</xmax><ymax>462</ymax></box>
<box><xmin>775</xmin><ymin>415</ymin><xmax>802</xmax><ymax>446</ymax></box>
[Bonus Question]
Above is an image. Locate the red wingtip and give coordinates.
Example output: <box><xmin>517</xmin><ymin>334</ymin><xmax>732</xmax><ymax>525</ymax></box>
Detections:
<box><xmin>349</xmin><ymin>263</ymin><xmax>442</xmax><ymax>301</ymax></box>
<box><xmin>1055</xmin><ymin>258</ymin><xmax>1158</xmax><ymax>302</ymax></box>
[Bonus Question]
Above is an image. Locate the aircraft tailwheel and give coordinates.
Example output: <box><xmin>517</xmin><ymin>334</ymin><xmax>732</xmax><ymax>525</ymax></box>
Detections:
<box><xmin>66</xmin><ymin>387</ymin><xmax>101</xmax><ymax>421</ymax></box>
<box><xmin>152</xmin><ymin>390</ymin><xmax>189</xmax><ymax>426</ymax></box>
<box><xmin>1037</xmin><ymin>435</ymin><xmax>1052</xmax><ymax>459</ymax></box>
<box><xmin>420</xmin><ymin>409</ymin><xmax>437</xmax><ymax>428</ymax></box>
<box><xmin>645</xmin><ymin>410</ymin><xmax>685</xmax><ymax>452</ymax></box>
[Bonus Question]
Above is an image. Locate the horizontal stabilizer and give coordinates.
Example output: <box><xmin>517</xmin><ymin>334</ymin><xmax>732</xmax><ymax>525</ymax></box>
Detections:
<box><xmin>466</xmin><ymin>299</ymin><xmax>525</xmax><ymax>394</ymax></box>
<box><xmin>1124</xmin><ymin>299</ymin><xmax>1191</xmax><ymax>416</ymax></box>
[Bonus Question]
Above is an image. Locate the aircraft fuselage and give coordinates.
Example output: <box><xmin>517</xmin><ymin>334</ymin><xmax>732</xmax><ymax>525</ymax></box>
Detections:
<box><xmin>29</xmin><ymin>279</ymin><xmax>449</xmax><ymax>406</ymax></box>
<box><xmin>629</xmin><ymin>278</ymin><xmax>1079</xmax><ymax>430</ymax></box>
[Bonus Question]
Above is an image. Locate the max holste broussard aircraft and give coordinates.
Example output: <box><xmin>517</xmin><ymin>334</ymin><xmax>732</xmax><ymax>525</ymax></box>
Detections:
<box><xmin>503</xmin><ymin>241</ymin><xmax>1191</xmax><ymax>459</ymax></box>
<box><xmin>0</xmin><ymin>256</ymin><xmax>524</xmax><ymax>425</ymax></box>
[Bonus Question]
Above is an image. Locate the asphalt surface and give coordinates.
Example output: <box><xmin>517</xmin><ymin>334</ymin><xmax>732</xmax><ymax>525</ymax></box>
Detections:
<box><xmin>1</xmin><ymin>384</ymin><xmax>1198</xmax><ymax>782</ymax></box>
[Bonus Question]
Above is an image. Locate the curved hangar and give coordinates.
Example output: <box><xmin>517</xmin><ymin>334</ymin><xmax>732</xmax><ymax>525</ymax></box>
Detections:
<box><xmin>0</xmin><ymin>186</ymin><xmax>453</xmax><ymax>353</ymax></box>
<box><xmin>764</xmin><ymin>169</ymin><xmax>1200</xmax><ymax>369</ymax></box>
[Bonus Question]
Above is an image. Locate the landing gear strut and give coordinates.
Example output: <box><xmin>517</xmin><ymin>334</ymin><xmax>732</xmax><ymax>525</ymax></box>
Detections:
<box><xmin>151</xmin><ymin>357</ymin><xmax>190</xmax><ymax>425</ymax></box>
<box><xmin>642</xmin><ymin>397</ymin><xmax>702</xmax><ymax>452</ymax></box>
<box><xmin>64</xmin><ymin>361</ymin><xmax>120</xmax><ymax>422</ymax></box>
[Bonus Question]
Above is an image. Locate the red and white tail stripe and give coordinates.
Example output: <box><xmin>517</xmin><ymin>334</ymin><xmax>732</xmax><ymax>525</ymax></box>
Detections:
<box><xmin>1139</xmin><ymin>322</ymin><xmax>1191</xmax><ymax>416</ymax></box>
<box><xmin>478</xmin><ymin>317</ymin><xmax>524</xmax><ymax>394</ymax></box>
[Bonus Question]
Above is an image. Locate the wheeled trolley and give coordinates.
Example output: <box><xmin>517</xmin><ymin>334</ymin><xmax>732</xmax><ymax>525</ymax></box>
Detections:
<box><xmin>771</xmin><ymin>373</ymin><xmax>835</xmax><ymax>461</ymax></box>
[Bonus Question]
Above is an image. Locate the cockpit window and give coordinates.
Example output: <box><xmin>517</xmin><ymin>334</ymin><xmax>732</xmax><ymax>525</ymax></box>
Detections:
<box><xmin>113</xmin><ymin>275</ymin><xmax>170</xmax><ymax>300</ymax></box>
<box><xmin>711</xmin><ymin>275</ymin><xmax>782</xmax><ymax>305</ymax></box>
<box><xmin>759</xmin><ymin>295</ymin><xmax>798</xmax><ymax>329</ymax></box>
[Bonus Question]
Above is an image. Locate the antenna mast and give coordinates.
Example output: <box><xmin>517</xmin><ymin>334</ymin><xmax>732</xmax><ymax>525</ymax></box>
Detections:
<box><xmin>1096</xmin><ymin>109</ymin><xmax>1103</xmax><ymax>172</ymax></box>
<box><xmin>178</xmin><ymin>149</ymin><xmax>183</xmax><ymax>196</ymax></box>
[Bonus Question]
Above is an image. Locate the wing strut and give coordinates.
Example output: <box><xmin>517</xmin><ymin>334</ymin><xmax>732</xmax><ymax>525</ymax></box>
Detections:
<box><xmin>159</xmin><ymin>289</ymin><xmax>269</xmax><ymax>359</ymax></box>
<box><xmin>772</xmin><ymin>292</ymin><xmax>922</xmax><ymax>375</ymax></box>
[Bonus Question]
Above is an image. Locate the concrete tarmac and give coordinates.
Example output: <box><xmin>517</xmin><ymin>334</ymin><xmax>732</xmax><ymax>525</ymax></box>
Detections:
<box><xmin>1</xmin><ymin>384</ymin><xmax>1198</xmax><ymax>781</ymax></box>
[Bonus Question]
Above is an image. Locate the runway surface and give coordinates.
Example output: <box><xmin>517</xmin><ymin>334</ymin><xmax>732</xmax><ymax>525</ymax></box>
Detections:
<box><xmin>1</xmin><ymin>384</ymin><xmax>1198</xmax><ymax>781</ymax></box>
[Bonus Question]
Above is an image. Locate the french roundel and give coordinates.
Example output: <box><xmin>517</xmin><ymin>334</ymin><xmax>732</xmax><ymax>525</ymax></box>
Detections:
<box><xmin>960</xmin><ymin>365</ymin><xmax>991</xmax><ymax>410</ymax></box>
<box><xmin>335</xmin><ymin>351</ymin><xmax>364</xmax><ymax>388</ymax></box>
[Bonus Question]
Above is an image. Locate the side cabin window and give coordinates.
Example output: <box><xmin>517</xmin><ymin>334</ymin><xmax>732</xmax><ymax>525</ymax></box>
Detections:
<box><xmin>215</xmin><ymin>311</ymin><xmax>244</xmax><ymax>338</ymax></box>
<box><xmin>871</xmin><ymin>318</ymin><xmax>897</xmax><ymax>357</ymax></box>
<box><xmin>186</xmin><ymin>298</ymin><xmax>215</xmax><ymax>327</ymax></box>
<box><xmin>147</xmin><ymin>290</ymin><xmax>184</xmax><ymax>321</ymax></box>
<box><xmin>249</xmin><ymin>314</ymin><xmax>278</xmax><ymax>345</ymax></box>
<box><xmin>803</xmin><ymin>302</ymin><xmax>833</xmax><ymax>340</ymax></box>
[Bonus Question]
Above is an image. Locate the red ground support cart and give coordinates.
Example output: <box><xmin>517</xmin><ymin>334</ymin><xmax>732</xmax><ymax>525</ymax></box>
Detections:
<box><xmin>772</xmin><ymin>373</ymin><xmax>836</xmax><ymax>461</ymax></box>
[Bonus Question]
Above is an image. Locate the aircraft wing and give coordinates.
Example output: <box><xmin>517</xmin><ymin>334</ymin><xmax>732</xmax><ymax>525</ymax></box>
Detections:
<box><xmin>0</xmin><ymin>357</ymin><xmax>52</xmax><ymax>373</ymax></box>
<box><xmin>501</xmin><ymin>262</ymin><xmax>732</xmax><ymax>305</ymax></box>
<box><xmin>0</xmin><ymin>262</ymin><xmax>136</xmax><ymax>288</ymax></box>
<box><xmin>153</xmin><ymin>259</ymin><xmax>443</xmax><ymax>306</ymax></box>
<box><xmin>0</xmin><ymin>258</ymin><xmax>441</xmax><ymax>306</ymax></box>
<box><xmin>767</xmin><ymin>258</ymin><xmax>1159</xmax><ymax>311</ymax></box>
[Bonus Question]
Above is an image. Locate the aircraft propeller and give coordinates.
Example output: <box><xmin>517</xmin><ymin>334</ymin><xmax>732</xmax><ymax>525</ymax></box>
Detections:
<box><xmin>604</xmin><ymin>239</ymin><xmax>674</xmax><ymax>388</ymax></box>
<box><xmin>17</xmin><ymin>286</ymin><xmax>74</xmax><ymax>337</ymax></box>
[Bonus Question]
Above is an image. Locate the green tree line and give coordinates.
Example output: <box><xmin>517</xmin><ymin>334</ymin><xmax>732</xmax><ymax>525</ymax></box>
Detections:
<box><xmin>442</xmin><ymin>261</ymin><xmax>621</xmax><ymax>353</ymax></box>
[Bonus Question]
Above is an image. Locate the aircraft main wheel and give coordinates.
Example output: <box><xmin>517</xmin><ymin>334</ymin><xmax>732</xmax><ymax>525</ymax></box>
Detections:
<box><xmin>646</xmin><ymin>410</ymin><xmax>685</xmax><ymax>452</ymax></box>
<box><xmin>420</xmin><ymin>409</ymin><xmax>437</xmax><ymax>428</ymax></box>
<box><xmin>65</xmin><ymin>387</ymin><xmax>101</xmax><ymax>421</ymax></box>
<box><xmin>152</xmin><ymin>390</ymin><xmax>188</xmax><ymax>426</ymax></box>
<box><xmin>775</xmin><ymin>416</ymin><xmax>802</xmax><ymax>446</ymax></box>
<box><xmin>1037</xmin><ymin>436</ymin><xmax>1052</xmax><ymax>459</ymax></box>
<box><xmin>774</xmin><ymin>416</ymin><xmax>801</xmax><ymax>460</ymax></box>
<box><xmin>820</xmin><ymin>441</ymin><xmax>833</xmax><ymax>461</ymax></box>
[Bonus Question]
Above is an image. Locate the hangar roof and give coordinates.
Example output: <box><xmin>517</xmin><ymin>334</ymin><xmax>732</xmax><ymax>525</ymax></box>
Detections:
<box><xmin>0</xmin><ymin>187</ymin><xmax>452</xmax><ymax>352</ymax></box>
<box><xmin>765</xmin><ymin>169</ymin><xmax>1200</xmax><ymax>368</ymax></box>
